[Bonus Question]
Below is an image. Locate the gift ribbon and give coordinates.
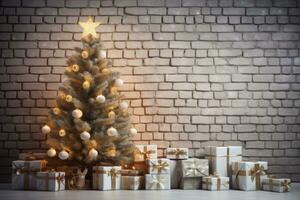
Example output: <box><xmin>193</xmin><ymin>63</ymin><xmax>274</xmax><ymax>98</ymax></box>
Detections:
<box><xmin>167</xmin><ymin>148</ymin><xmax>187</xmax><ymax>159</ymax></box>
<box><xmin>93</xmin><ymin>168</ymin><xmax>121</xmax><ymax>190</ymax></box>
<box><xmin>149</xmin><ymin>175</ymin><xmax>165</xmax><ymax>189</ymax></box>
<box><xmin>184</xmin><ymin>160</ymin><xmax>208</xmax><ymax>177</ymax></box>
<box><xmin>233</xmin><ymin>162</ymin><xmax>266</xmax><ymax>190</ymax></box>
<box><xmin>137</xmin><ymin>146</ymin><xmax>156</xmax><ymax>161</ymax></box>
<box><xmin>151</xmin><ymin>160</ymin><xmax>169</xmax><ymax>174</ymax></box>
<box><xmin>37</xmin><ymin>173</ymin><xmax>65</xmax><ymax>191</ymax></box>
<box><xmin>13</xmin><ymin>160</ymin><xmax>47</xmax><ymax>189</ymax></box>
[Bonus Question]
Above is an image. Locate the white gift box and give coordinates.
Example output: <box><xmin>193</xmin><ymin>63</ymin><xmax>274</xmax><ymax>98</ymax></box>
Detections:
<box><xmin>262</xmin><ymin>178</ymin><xmax>291</xmax><ymax>193</ymax></box>
<box><xmin>166</xmin><ymin>148</ymin><xmax>188</xmax><ymax>160</ymax></box>
<box><xmin>121</xmin><ymin>176</ymin><xmax>144</xmax><ymax>190</ymax></box>
<box><xmin>36</xmin><ymin>172</ymin><xmax>65</xmax><ymax>191</ymax></box>
<box><xmin>170</xmin><ymin>160</ymin><xmax>182</xmax><ymax>189</ymax></box>
<box><xmin>134</xmin><ymin>145</ymin><xmax>157</xmax><ymax>162</ymax></box>
<box><xmin>180</xmin><ymin>178</ymin><xmax>202</xmax><ymax>190</ymax></box>
<box><xmin>181</xmin><ymin>158</ymin><xmax>209</xmax><ymax>178</ymax></box>
<box><xmin>205</xmin><ymin>146</ymin><xmax>242</xmax><ymax>177</ymax></box>
<box><xmin>148</xmin><ymin>158</ymin><xmax>170</xmax><ymax>174</ymax></box>
<box><xmin>231</xmin><ymin>161</ymin><xmax>268</xmax><ymax>191</ymax></box>
<box><xmin>145</xmin><ymin>174</ymin><xmax>170</xmax><ymax>190</ymax></box>
<box><xmin>202</xmin><ymin>176</ymin><xmax>229</xmax><ymax>191</ymax></box>
<box><xmin>12</xmin><ymin>160</ymin><xmax>47</xmax><ymax>190</ymax></box>
<box><xmin>92</xmin><ymin>166</ymin><xmax>121</xmax><ymax>190</ymax></box>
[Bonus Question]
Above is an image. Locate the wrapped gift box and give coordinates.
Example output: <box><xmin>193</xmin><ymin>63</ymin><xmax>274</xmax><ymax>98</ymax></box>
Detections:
<box><xmin>232</xmin><ymin>161</ymin><xmax>268</xmax><ymax>191</ymax></box>
<box><xmin>36</xmin><ymin>171</ymin><xmax>65</xmax><ymax>191</ymax></box>
<box><xmin>205</xmin><ymin>146</ymin><xmax>242</xmax><ymax>177</ymax></box>
<box><xmin>166</xmin><ymin>148</ymin><xmax>188</xmax><ymax>160</ymax></box>
<box><xmin>12</xmin><ymin>160</ymin><xmax>47</xmax><ymax>190</ymax></box>
<box><xmin>121</xmin><ymin>176</ymin><xmax>144</xmax><ymax>190</ymax></box>
<box><xmin>202</xmin><ymin>176</ymin><xmax>229</xmax><ymax>191</ymax></box>
<box><xmin>145</xmin><ymin>174</ymin><xmax>170</xmax><ymax>190</ymax></box>
<box><xmin>262</xmin><ymin>178</ymin><xmax>291</xmax><ymax>193</ymax></box>
<box><xmin>170</xmin><ymin>160</ymin><xmax>182</xmax><ymax>189</ymax></box>
<box><xmin>148</xmin><ymin>158</ymin><xmax>170</xmax><ymax>174</ymax></box>
<box><xmin>134</xmin><ymin>145</ymin><xmax>157</xmax><ymax>162</ymax></box>
<box><xmin>55</xmin><ymin>166</ymin><xmax>85</xmax><ymax>190</ymax></box>
<box><xmin>180</xmin><ymin>158</ymin><xmax>209</xmax><ymax>189</ymax></box>
<box><xmin>92</xmin><ymin>166</ymin><xmax>121</xmax><ymax>190</ymax></box>
<box><xmin>120</xmin><ymin>169</ymin><xmax>144</xmax><ymax>176</ymax></box>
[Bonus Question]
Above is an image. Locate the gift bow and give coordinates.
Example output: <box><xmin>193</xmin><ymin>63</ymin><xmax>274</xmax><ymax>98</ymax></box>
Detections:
<box><xmin>56</xmin><ymin>174</ymin><xmax>65</xmax><ymax>190</ymax></box>
<box><xmin>281</xmin><ymin>180</ymin><xmax>291</xmax><ymax>192</ymax></box>
<box><xmin>251</xmin><ymin>164</ymin><xmax>266</xmax><ymax>190</ymax></box>
<box><xmin>138</xmin><ymin>146</ymin><xmax>156</xmax><ymax>160</ymax></box>
<box><xmin>149</xmin><ymin>176</ymin><xmax>165</xmax><ymax>189</ymax></box>
<box><xmin>167</xmin><ymin>148</ymin><xmax>187</xmax><ymax>158</ymax></box>
<box><xmin>185</xmin><ymin>162</ymin><xmax>208</xmax><ymax>177</ymax></box>
<box><xmin>108</xmin><ymin>168</ymin><xmax>121</xmax><ymax>190</ymax></box>
<box><xmin>151</xmin><ymin>160</ymin><xmax>169</xmax><ymax>173</ymax></box>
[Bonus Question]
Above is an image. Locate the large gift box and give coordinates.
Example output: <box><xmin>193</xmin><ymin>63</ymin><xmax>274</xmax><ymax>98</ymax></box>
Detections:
<box><xmin>180</xmin><ymin>158</ymin><xmax>209</xmax><ymax>189</ymax></box>
<box><xmin>12</xmin><ymin>160</ymin><xmax>47</xmax><ymax>190</ymax></box>
<box><xmin>148</xmin><ymin>158</ymin><xmax>170</xmax><ymax>174</ymax></box>
<box><xmin>145</xmin><ymin>174</ymin><xmax>170</xmax><ymax>190</ymax></box>
<box><xmin>170</xmin><ymin>160</ymin><xmax>182</xmax><ymax>189</ymax></box>
<box><xmin>92</xmin><ymin>166</ymin><xmax>121</xmax><ymax>190</ymax></box>
<box><xmin>55</xmin><ymin>166</ymin><xmax>86</xmax><ymax>190</ymax></box>
<box><xmin>232</xmin><ymin>161</ymin><xmax>268</xmax><ymax>191</ymax></box>
<box><xmin>134</xmin><ymin>145</ymin><xmax>157</xmax><ymax>162</ymax></box>
<box><xmin>166</xmin><ymin>148</ymin><xmax>188</xmax><ymax>160</ymax></box>
<box><xmin>121</xmin><ymin>176</ymin><xmax>144</xmax><ymax>190</ymax></box>
<box><xmin>36</xmin><ymin>171</ymin><xmax>65</xmax><ymax>191</ymax></box>
<box><xmin>205</xmin><ymin>146</ymin><xmax>242</xmax><ymax>177</ymax></box>
<box><xmin>262</xmin><ymin>178</ymin><xmax>291</xmax><ymax>193</ymax></box>
<box><xmin>202</xmin><ymin>175</ymin><xmax>229</xmax><ymax>191</ymax></box>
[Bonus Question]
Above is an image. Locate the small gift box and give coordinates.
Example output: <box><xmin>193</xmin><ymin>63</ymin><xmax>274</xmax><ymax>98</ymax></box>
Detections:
<box><xmin>148</xmin><ymin>158</ymin><xmax>170</xmax><ymax>174</ymax></box>
<box><xmin>19</xmin><ymin>152</ymin><xmax>47</xmax><ymax>160</ymax></box>
<box><xmin>232</xmin><ymin>161</ymin><xmax>268</xmax><ymax>191</ymax></box>
<box><xmin>55</xmin><ymin>166</ymin><xmax>87</xmax><ymax>190</ymax></box>
<box><xmin>134</xmin><ymin>145</ymin><xmax>157</xmax><ymax>162</ymax></box>
<box><xmin>121</xmin><ymin>176</ymin><xmax>144</xmax><ymax>190</ymax></box>
<box><xmin>262</xmin><ymin>178</ymin><xmax>291</xmax><ymax>193</ymax></box>
<box><xmin>170</xmin><ymin>160</ymin><xmax>182</xmax><ymax>189</ymax></box>
<box><xmin>180</xmin><ymin>158</ymin><xmax>209</xmax><ymax>189</ymax></box>
<box><xmin>145</xmin><ymin>174</ymin><xmax>170</xmax><ymax>190</ymax></box>
<box><xmin>93</xmin><ymin>166</ymin><xmax>121</xmax><ymax>190</ymax></box>
<box><xmin>36</xmin><ymin>171</ymin><xmax>65</xmax><ymax>191</ymax></box>
<box><xmin>12</xmin><ymin>160</ymin><xmax>47</xmax><ymax>190</ymax></box>
<box><xmin>166</xmin><ymin>148</ymin><xmax>188</xmax><ymax>160</ymax></box>
<box><xmin>205</xmin><ymin>146</ymin><xmax>242</xmax><ymax>177</ymax></box>
<box><xmin>202</xmin><ymin>175</ymin><xmax>229</xmax><ymax>191</ymax></box>
<box><xmin>120</xmin><ymin>169</ymin><xmax>144</xmax><ymax>176</ymax></box>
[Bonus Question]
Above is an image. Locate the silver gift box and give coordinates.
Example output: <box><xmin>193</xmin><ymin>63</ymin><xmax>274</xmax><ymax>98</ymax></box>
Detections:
<box><xmin>36</xmin><ymin>171</ymin><xmax>65</xmax><ymax>191</ymax></box>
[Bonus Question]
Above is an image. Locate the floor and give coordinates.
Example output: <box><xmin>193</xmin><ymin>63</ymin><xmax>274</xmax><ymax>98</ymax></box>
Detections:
<box><xmin>0</xmin><ymin>183</ymin><xmax>298</xmax><ymax>200</ymax></box>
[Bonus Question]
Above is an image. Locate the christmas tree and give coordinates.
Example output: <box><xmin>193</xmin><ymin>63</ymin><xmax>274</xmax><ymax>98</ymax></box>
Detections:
<box><xmin>41</xmin><ymin>17</ymin><xmax>137</xmax><ymax>167</ymax></box>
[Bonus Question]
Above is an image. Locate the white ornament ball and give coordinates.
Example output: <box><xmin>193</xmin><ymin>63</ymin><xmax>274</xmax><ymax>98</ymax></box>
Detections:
<box><xmin>107</xmin><ymin>127</ymin><xmax>118</xmax><ymax>137</ymax></box>
<box><xmin>72</xmin><ymin>109</ymin><xmax>83</xmax><ymax>119</ymax></box>
<box><xmin>129</xmin><ymin>128</ymin><xmax>138</xmax><ymax>137</ymax></box>
<box><xmin>119</xmin><ymin>101</ymin><xmax>128</xmax><ymax>110</ymax></box>
<box><xmin>115</xmin><ymin>79</ymin><xmax>124</xmax><ymax>87</ymax></box>
<box><xmin>96</xmin><ymin>95</ymin><xmax>106</xmax><ymax>103</ymax></box>
<box><xmin>80</xmin><ymin>131</ymin><xmax>91</xmax><ymax>141</ymax></box>
<box><xmin>89</xmin><ymin>148</ymin><xmax>98</xmax><ymax>160</ymax></box>
<box><xmin>58</xmin><ymin>150</ymin><xmax>69</xmax><ymax>160</ymax></box>
<box><xmin>99</xmin><ymin>50</ymin><xmax>107</xmax><ymax>59</ymax></box>
<box><xmin>47</xmin><ymin>148</ymin><xmax>56</xmax><ymax>157</ymax></box>
<box><xmin>42</xmin><ymin>125</ymin><xmax>51</xmax><ymax>134</ymax></box>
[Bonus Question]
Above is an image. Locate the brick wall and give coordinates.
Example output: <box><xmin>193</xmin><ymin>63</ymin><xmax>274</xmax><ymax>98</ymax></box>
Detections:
<box><xmin>0</xmin><ymin>0</ymin><xmax>300</xmax><ymax>183</ymax></box>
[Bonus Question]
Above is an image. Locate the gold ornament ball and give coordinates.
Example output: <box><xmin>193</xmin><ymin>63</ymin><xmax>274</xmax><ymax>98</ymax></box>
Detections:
<box><xmin>102</xmin><ymin>68</ymin><xmax>110</xmax><ymax>74</ymax></box>
<box><xmin>41</xmin><ymin>125</ymin><xmax>51</xmax><ymax>134</ymax></box>
<box><xmin>81</xmin><ymin>50</ymin><xmax>89</xmax><ymax>59</ymax></box>
<box><xmin>65</xmin><ymin>95</ymin><xmax>73</xmax><ymax>102</ymax></box>
<box><xmin>47</xmin><ymin>148</ymin><xmax>56</xmax><ymax>157</ymax></box>
<box><xmin>106</xmin><ymin>149</ymin><xmax>116</xmax><ymax>157</ymax></box>
<box><xmin>71</xmin><ymin>64</ymin><xmax>79</xmax><ymax>72</ymax></box>
<box><xmin>53</xmin><ymin>107</ymin><xmax>61</xmax><ymax>115</ymax></box>
<box><xmin>108</xmin><ymin>111</ymin><xmax>116</xmax><ymax>119</ymax></box>
<box><xmin>110</xmin><ymin>87</ymin><xmax>118</xmax><ymax>94</ymax></box>
<box><xmin>59</xmin><ymin>129</ymin><xmax>66</xmax><ymax>137</ymax></box>
<box><xmin>82</xmin><ymin>81</ymin><xmax>90</xmax><ymax>90</ymax></box>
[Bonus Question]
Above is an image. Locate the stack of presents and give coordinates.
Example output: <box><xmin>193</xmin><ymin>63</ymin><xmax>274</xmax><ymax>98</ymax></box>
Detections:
<box><xmin>12</xmin><ymin>145</ymin><xmax>291</xmax><ymax>193</ymax></box>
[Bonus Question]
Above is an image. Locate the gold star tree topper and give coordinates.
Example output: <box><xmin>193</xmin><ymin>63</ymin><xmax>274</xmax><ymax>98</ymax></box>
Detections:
<box><xmin>79</xmin><ymin>17</ymin><xmax>101</xmax><ymax>38</ymax></box>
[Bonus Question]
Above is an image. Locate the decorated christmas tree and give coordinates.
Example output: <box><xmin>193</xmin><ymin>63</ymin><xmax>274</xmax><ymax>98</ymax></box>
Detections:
<box><xmin>41</xmin><ymin>17</ymin><xmax>137</xmax><ymax>168</ymax></box>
